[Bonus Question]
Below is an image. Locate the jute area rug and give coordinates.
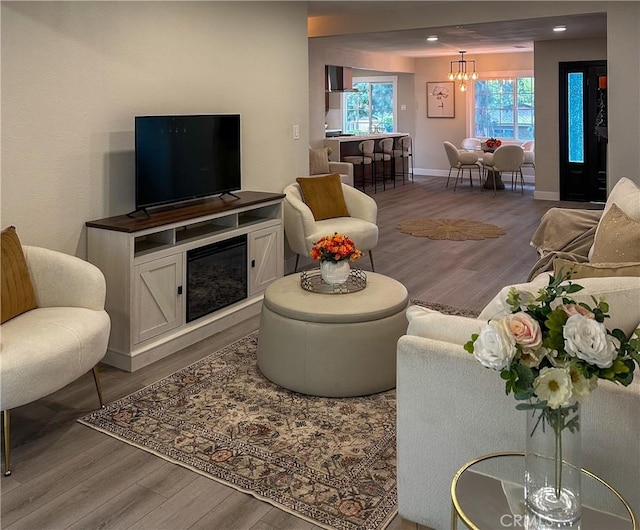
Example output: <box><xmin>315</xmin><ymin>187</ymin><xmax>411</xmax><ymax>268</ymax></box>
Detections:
<box><xmin>396</xmin><ymin>218</ymin><xmax>505</xmax><ymax>240</ymax></box>
<box><xmin>79</xmin><ymin>332</ymin><xmax>397</xmax><ymax>530</ymax></box>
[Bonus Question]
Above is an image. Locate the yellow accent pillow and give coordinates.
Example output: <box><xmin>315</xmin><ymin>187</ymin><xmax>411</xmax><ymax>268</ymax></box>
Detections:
<box><xmin>1</xmin><ymin>226</ymin><xmax>37</xmax><ymax>323</ymax></box>
<box><xmin>589</xmin><ymin>203</ymin><xmax>640</xmax><ymax>263</ymax></box>
<box><xmin>296</xmin><ymin>174</ymin><xmax>350</xmax><ymax>221</ymax></box>
<box><xmin>553</xmin><ymin>259</ymin><xmax>640</xmax><ymax>280</ymax></box>
<box><xmin>309</xmin><ymin>147</ymin><xmax>331</xmax><ymax>175</ymax></box>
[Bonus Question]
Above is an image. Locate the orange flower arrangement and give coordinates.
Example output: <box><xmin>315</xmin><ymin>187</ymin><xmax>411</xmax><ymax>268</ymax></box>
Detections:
<box><xmin>310</xmin><ymin>233</ymin><xmax>362</xmax><ymax>263</ymax></box>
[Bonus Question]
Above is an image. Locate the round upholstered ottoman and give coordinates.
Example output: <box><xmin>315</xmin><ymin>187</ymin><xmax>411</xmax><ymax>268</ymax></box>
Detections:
<box><xmin>257</xmin><ymin>272</ymin><xmax>409</xmax><ymax>397</ymax></box>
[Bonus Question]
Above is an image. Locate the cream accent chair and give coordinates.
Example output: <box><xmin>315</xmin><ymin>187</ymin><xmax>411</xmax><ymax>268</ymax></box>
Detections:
<box><xmin>443</xmin><ymin>141</ymin><xmax>482</xmax><ymax>190</ymax></box>
<box><xmin>283</xmin><ymin>181</ymin><xmax>378</xmax><ymax>272</ymax></box>
<box><xmin>396</xmin><ymin>274</ymin><xmax>640</xmax><ymax>530</ymax></box>
<box><xmin>0</xmin><ymin>246</ymin><xmax>110</xmax><ymax>475</ymax></box>
<box><xmin>307</xmin><ymin>146</ymin><xmax>354</xmax><ymax>186</ymax></box>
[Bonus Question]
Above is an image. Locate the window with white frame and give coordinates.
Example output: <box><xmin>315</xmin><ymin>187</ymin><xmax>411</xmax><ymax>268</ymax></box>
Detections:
<box><xmin>472</xmin><ymin>76</ymin><xmax>534</xmax><ymax>141</ymax></box>
<box><xmin>342</xmin><ymin>76</ymin><xmax>397</xmax><ymax>135</ymax></box>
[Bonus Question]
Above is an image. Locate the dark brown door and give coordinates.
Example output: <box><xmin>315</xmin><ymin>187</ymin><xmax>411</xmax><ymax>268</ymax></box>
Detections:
<box><xmin>559</xmin><ymin>61</ymin><xmax>607</xmax><ymax>202</ymax></box>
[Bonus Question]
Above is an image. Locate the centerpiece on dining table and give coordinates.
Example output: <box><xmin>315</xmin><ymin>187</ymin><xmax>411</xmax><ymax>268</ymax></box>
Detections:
<box><xmin>483</xmin><ymin>137</ymin><xmax>502</xmax><ymax>150</ymax></box>
<box><xmin>464</xmin><ymin>271</ymin><xmax>640</xmax><ymax>524</ymax></box>
<box><xmin>310</xmin><ymin>232</ymin><xmax>362</xmax><ymax>285</ymax></box>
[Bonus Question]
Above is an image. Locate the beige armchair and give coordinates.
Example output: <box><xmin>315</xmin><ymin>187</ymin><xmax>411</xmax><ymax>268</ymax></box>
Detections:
<box><xmin>1</xmin><ymin>245</ymin><xmax>110</xmax><ymax>475</ymax></box>
<box><xmin>283</xmin><ymin>181</ymin><xmax>378</xmax><ymax>271</ymax></box>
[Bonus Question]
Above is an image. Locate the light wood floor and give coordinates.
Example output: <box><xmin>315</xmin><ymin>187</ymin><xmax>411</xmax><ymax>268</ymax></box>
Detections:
<box><xmin>1</xmin><ymin>175</ymin><xmax>596</xmax><ymax>530</ymax></box>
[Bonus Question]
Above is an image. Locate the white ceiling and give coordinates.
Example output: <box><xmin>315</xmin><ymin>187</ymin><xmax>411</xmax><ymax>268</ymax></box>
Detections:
<box><xmin>307</xmin><ymin>3</ymin><xmax>607</xmax><ymax>57</ymax></box>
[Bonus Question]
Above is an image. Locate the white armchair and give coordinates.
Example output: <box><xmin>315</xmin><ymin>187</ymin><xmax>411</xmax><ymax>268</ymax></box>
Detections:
<box><xmin>283</xmin><ymin>181</ymin><xmax>378</xmax><ymax>271</ymax></box>
<box><xmin>1</xmin><ymin>245</ymin><xmax>111</xmax><ymax>475</ymax></box>
<box><xmin>396</xmin><ymin>274</ymin><xmax>640</xmax><ymax>529</ymax></box>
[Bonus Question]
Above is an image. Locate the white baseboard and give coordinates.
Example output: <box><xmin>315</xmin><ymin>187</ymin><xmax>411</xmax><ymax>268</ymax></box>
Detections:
<box><xmin>534</xmin><ymin>190</ymin><xmax>560</xmax><ymax>201</ymax></box>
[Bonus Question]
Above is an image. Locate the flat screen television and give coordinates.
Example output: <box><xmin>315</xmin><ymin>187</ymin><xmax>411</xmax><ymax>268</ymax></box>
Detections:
<box><xmin>135</xmin><ymin>114</ymin><xmax>241</xmax><ymax>210</ymax></box>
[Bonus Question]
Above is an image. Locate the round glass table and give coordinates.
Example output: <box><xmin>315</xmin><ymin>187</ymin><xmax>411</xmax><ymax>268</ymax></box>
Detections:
<box><xmin>451</xmin><ymin>452</ymin><xmax>637</xmax><ymax>530</ymax></box>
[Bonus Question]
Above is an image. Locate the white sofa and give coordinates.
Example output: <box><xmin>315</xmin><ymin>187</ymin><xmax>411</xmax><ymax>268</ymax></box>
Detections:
<box><xmin>396</xmin><ymin>273</ymin><xmax>640</xmax><ymax>529</ymax></box>
<box><xmin>0</xmin><ymin>245</ymin><xmax>111</xmax><ymax>475</ymax></box>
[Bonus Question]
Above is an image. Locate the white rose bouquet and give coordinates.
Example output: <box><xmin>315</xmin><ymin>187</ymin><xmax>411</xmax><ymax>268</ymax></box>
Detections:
<box><xmin>464</xmin><ymin>272</ymin><xmax>640</xmax><ymax>414</ymax></box>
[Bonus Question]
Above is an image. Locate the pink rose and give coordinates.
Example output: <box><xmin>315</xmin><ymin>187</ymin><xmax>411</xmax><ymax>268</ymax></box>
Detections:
<box><xmin>505</xmin><ymin>312</ymin><xmax>542</xmax><ymax>351</ymax></box>
<box><xmin>559</xmin><ymin>304</ymin><xmax>594</xmax><ymax>319</ymax></box>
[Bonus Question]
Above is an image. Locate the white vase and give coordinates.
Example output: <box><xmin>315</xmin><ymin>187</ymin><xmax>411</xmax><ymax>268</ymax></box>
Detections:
<box><xmin>320</xmin><ymin>260</ymin><xmax>350</xmax><ymax>285</ymax></box>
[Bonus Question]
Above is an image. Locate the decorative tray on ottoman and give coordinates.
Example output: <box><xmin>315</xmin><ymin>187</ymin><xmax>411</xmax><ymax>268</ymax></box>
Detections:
<box><xmin>300</xmin><ymin>269</ymin><xmax>367</xmax><ymax>294</ymax></box>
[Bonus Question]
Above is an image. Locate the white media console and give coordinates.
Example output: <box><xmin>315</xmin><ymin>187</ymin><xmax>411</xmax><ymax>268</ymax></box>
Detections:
<box><xmin>86</xmin><ymin>191</ymin><xmax>284</xmax><ymax>371</ymax></box>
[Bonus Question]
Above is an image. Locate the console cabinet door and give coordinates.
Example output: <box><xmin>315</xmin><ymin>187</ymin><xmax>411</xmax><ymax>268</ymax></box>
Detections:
<box><xmin>133</xmin><ymin>254</ymin><xmax>183</xmax><ymax>344</ymax></box>
<box><xmin>248</xmin><ymin>226</ymin><xmax>282</xmax><ymax>295</ymax></box>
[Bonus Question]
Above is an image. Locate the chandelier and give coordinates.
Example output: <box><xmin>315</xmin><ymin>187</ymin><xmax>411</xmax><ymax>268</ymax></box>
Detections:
<box><xmin>448</xmin><ymin>51</ymin><xmax>478</xmax><ymax>92</ymax></box>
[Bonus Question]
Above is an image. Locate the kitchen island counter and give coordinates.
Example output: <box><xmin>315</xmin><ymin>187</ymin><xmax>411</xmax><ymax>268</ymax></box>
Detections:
<box><xmin>325</xmin><ymin>133</ymin><xmax>409</xmax><ymax>161</ymax></box>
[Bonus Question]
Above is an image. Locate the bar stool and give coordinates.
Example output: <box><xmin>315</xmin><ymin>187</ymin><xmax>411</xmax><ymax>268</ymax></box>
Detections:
<box><xmin>343</xmin><ymin>140</ymin><xmax>374</xmax><ymax>191</ymax></box>
<box><xmin>378</xmin><ymin>138</ymin><xmax>396</xmax><ymax>189</ymax></box>
<box><xmin>370</xmin><ymin>139</ymin><xmax>393</xmax><ymax>192</ymax></box>
<box><xmin>392</xmin><ymin>136</ymin><xmax>414</xmax><ymax>183</ymax></box>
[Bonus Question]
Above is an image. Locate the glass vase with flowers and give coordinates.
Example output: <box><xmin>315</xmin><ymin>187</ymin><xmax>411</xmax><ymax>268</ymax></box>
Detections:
<box><xmin>464</xmin><ymin>271</ymin><xmax>640</xmax><ymax>524</ymax></box>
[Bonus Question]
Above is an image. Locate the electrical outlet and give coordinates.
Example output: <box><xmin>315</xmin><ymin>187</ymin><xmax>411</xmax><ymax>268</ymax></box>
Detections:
<box><xmin>400</xmin><ymin>104</ymin><xmax>407</xmax><ymax>111</ymax></box>
<box><xmin>292</xmin><ymin>125</ymin><xmax>300</xmax><ymax>140</ymax></box>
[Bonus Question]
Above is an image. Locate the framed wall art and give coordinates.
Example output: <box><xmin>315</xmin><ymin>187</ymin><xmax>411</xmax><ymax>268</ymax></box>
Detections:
<box><xmin>427</xmin><ymin>81</ymin><xmax>455</xmax><ymax>118</ymax></box>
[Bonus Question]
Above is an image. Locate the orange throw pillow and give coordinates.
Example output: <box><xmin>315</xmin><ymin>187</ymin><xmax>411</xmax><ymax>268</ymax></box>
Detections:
<box><xmin>296</xmin><ymin>174</ymin><xmax>350</xmax><ymax>221</ymax></box>
<box><xmin>1</xmin><ymin>226</ymin><xmax>37</xmax><ymax>323</ymax></box>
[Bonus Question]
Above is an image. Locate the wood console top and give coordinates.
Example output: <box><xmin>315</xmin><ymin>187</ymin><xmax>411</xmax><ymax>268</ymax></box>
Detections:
<box><xmin>86</xmin><ymin>191</ymin><xmax>285</xmax><ymax>233</ymax></box>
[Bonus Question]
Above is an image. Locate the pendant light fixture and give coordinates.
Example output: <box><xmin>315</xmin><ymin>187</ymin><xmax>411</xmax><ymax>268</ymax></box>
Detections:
<box><xmin>448</xmin><ymin>51</ymin><xmax>478</xmax><ymax>92</ymax></box>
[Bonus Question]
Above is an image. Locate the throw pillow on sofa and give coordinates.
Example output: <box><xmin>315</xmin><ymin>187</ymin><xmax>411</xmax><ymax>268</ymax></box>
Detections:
<box><xmin>1</xmin><ymin>226</ymin><xmax>38</xmax><ymax>323</ymax></box>
<box><xmin>588</xmin><ymin>177</ymin><xmax>640</xmax><ymax>260</ymax></box>
<box><xmin>589</xmin><ymin>203</ymin><xmax>640</xmax><ymax>263</ymax></box>
<box><xmin>553</xmin><ymin>259</ymin><xmax>640</xmax><ymax>279</ymax></box>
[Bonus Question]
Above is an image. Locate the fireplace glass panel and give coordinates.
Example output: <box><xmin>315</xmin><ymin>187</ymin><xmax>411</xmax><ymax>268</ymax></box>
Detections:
<box><xmin>186</xmin><ymin>235</ymin><xmax>247</xmax><ymax>322</ymax></box>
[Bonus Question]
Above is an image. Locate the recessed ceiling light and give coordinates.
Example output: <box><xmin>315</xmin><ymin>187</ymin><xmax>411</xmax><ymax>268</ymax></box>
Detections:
<box><xmin>553</xmin><ymin>25</ymin><xmax>567</xmax><ymax>32</ymax></box>
<box><xmin>426</xmin><ymin>36</ymin><xmax>438</xmax><ymax>42</ymax></box>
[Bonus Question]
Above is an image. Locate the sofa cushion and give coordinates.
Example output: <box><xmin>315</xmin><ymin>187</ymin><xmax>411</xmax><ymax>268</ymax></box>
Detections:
<box><xmin>553</xmin><ymin>258</ymin><xmax>640</xmax><ymax>279</ymax></box>
<box><xmin>405</xmin><ymin>304</ymin><xmax>484</xmax><ymax>345</ymax></box>
<box><xmin>1</xmin><ymin>226</ymin><xmax>37</xmax><ymax>324</ymax></box>
<box><xmin>479</xmin><ymin>274</ymin><xmax>640</xmax><ymax>337</ymax></box>
<box><xmin>589</xmin><ymin>177</ymin><xmax>640</xmax><ymax>260</ymax></box>
<box><xmin>309</xmin><ymin>147</ymin><xmax>331</xmax><ymax>175</ymax></box>
<box><xmin>589</xmin><ymin>203</ymin><xmax>640</xmax><ymax>263</ymax></box>
<box><xmin>296</xmin><ymin>174</ymin><xmax>350</xmax><ymax>221</ymax></box>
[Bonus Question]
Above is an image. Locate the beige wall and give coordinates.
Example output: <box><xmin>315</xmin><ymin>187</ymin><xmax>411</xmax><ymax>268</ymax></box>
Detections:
<box><xmin>534</xmin><ymin>38</ymin><xmax>607</xmax><ymax>200</ymax></box>
<box><xmin>606</xmin><ymin>2</ymin><xmax>640</xmax><ymax>190</ymax></box>
<box><xmin>413</xmin><ymin>52</ymin><xmax>533</xmax><ymax>174</ymax></box>
<box><xmin>1</xmin><ymin>1</ymin><xmax>309</xmax><ymax>257</ymax></box>
<box><xmin>308</xmin><ymin>40</ymin><xmax>415</xmax><ymax>146</ymax></box>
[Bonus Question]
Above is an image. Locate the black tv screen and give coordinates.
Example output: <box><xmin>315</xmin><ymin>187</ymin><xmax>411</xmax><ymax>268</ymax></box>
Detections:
<box><xmin>135</xmin><ymin>114</ymin><xmax>241</xmax><ymax>209</ymax></box>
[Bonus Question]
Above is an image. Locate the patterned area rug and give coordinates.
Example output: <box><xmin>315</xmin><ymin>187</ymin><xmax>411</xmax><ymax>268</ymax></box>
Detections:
<box><xmin>396</xmin><ymin>218</ymin><xmax>505</xmax><ymax>240</ymax></box>
<box><xmin>79</xmin><ymin>332</ymin><xmax>397</xmax><ymax>530</ymax></box>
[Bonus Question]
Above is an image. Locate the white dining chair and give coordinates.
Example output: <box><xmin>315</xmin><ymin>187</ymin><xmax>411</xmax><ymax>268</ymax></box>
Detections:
<box><xmin>482</xmin><ymin>145</ymin><xmax>525</xmax><ymax>195</ymax></box>
<box><xmin>443</xmin><ymin>141</ymin><xmax>482</xmax><ymax>191</ymax></box>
